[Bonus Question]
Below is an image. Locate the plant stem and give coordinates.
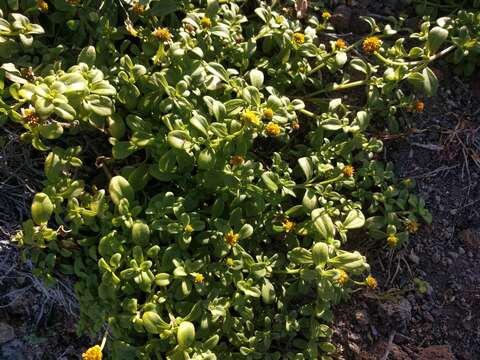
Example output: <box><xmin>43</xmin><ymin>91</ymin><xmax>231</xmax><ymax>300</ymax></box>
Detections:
<box><xmin>299</xmin><ymin>108</ymin><xmax>318</xmax><ymax>118</ymax></box>
<box><xmin>374</xmin><ymin>52</ymin><xmax>423</xmax><ymax>67</ymax></box>
<box><xmin>374</xmin><ymin>44</ymin><xmax>456</xmax><ymax>69</ymax></box>
<box><xmin>100</xmin><ymin>328</ymin><xmax>108</xmax><ymax>350</ymax></box>
<box><xmin>308</xmin><ymin>79</ymin><xmax>368</xmax><ymax>97</ymax></box>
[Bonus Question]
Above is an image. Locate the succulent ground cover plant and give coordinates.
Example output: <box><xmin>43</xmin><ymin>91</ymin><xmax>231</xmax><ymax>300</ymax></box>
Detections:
<box><xmin>1</xmin><ymin>0</ymin><xmax>479</xmax><ymax>358</ymax></box>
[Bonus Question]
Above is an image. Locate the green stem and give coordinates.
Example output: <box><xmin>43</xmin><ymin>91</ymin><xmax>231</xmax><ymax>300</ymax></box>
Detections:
<box><xmin>299</xmin><ymin>108</ymin><xmax>317</xmax><ymax>118</ymax></box>
<box><xmin>308</xmin><ymin>79</ymin><xmax>368</xmax><ymax>97</ymax></box>
<box><xmin>409</xmin><ymin>45</ymin><xmax>456</xmax><ymax>73</ymax></box>
<box><xmin>374</xmin><ymin>44</ymin><xmax>456</xmax><ymax>69</ymax></box>
<box><xmin>374</xmin><ymin>52</ymin><xmax>424</xmax><ymax>67</ymax></box>
<box><xmin>273</xmin><ymin>269</ymin><xmax>301</xmax><ymax>275</ymax></box>
<box><xmin>100</xmin><ymin>328</ymin><xmax>108</xmax><ymax>350</ymax></box>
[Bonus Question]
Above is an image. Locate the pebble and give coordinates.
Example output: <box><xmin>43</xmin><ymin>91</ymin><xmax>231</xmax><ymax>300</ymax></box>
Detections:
<box><xmin>432</xmin><ymin>252</ymin><xmax>441</xmax><ymax>263</ymax></box>
<box><xmin>409</xmin><ymin>250</ymin><xmax>420</xmax><ymax>265</ymax></box>
<box><xmin>418</xmin><ymin>345</ymin><xmax>455</xmax><ymax>360</ymax></box>
<box><xmin>423</xmin><ymin>312</ymin><xmax>434</xmax><ymax>322</ymax></box>
<box><xmin>447</xmin><ymin>251</ymin><xmax>458</xmax><ymax>260</ymax></box>
<box><xmin>458</xmin><ymin>247</ymin><xmax>465</xmax><ymax>255</ymax></box>
<box><xmin>0</xmin><ymin>323</ymin><xmax>14</xmax><ymax>344</ymax></box>
<box><xmin>355</xmin><ymin>309</ymin><xmax>370</xmax><ymax>326</ymax></box>
<box><xmin>0</xmin><ymin>339</ymin><xmax>27</xmax><ymax>360</ymax></box>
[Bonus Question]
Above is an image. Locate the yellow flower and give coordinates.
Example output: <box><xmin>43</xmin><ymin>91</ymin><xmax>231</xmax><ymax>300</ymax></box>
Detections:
<box><xmin>336</xmin><ymin>269</ymin><xmax>348</xmax><ymax>286</ymax></box>
<box><xmin>342</xmin><ymin>165</ymin><xmax>354</xmax><ymax>177</ymax></box>
<box><xmin>37</xmin><ymin>0</ymin><xmax>48</xmax><ymax>12</ymax></box>
<box><xmin>131</xmin><ymin>2</ymin><xmax>145</xmax><ymax>14</ymax></box>
<box><xmin>362</xmin><ymin>36</ymin><xmax>381</xmax><ymax>54</ymax></box>
<box><xmin>322</xmin><ymin>11</ymin><xmax>331</xmax><ymax>20</ymax></box>
<box><xmin>21</xmin><ymin>106</ymin><xmax>41</xmax><ymax>126</ymax></box>
<box><xmin>406</xmin><ymin>221</ymin><xmax>419</xmax><ymax>234</ymax></box>
<box><xmin>265</xmin><ymin>122</ymin><xmax>281</xmax><ymax>137</ymax></box>
<box><xmin>415</xmin><ymin>101</ymin><xmax>425</xmax><ymax>112</ymax></box>
<box><xmin>224</xmin><ymin>230</ymin><xmax>239</xmax><ymax>247</ymax></box>
<box><xmin>82</xmin><ymin>345</ymin><xmax>102</xmax><ymax>360</ymax></box>
<box><xmin>126</xmin><ymin>23</ymin><xmax>138</xmax><ymax>37</ymax></box>
<box><xmin>193</xmin><ymin>273</ymin><xmax>204</xmax><ymax>284</ymax></box>
<box><xmin>366</xmin><ymin>275</ymin><xmax>377</xmax><ymax>289</ymax></box>
<box><xmin>242</xmin><ymin>110</ymin><xmax>260</xmax><ymax>126</ymax></box>
<box><xmin>263</xmin><ymin>108</ymin><xmax>274</xmax><ymax>119</ymax></box>
<box><xmin>200</xmin><ymin>16</ymin><xmax>212</xmax><ymax>29</ymax></box>
<box><xmin>229</xmin><ymin>155</ymin><xmax>245</xmax><ymax>166</ymax></box>
<box><xmin>292</xmin><ymin>32</ymin><xmax>305</xmax><ymax>45</ymax></box>
<box><xmin>153</xmin><ymin>27</ymin><xmax>172</xmax><ymax>42</ymax></box>
<box><xmin>184</xmin><ymin>224</ymin><xmax>193</xmax><ymax>233</ymax></box>
<box><xmin>336</xmin><ymin>39</ymin><xmax>346</xmax><ymax>49</ymax></box>
<box><xmin>387</xmin><ymin>234</ymin><xmax>398</xmax><ymax>248</ymax></box>
<box><xmin>282</xmin><ymin>219</ymin><xmax>296</xmax><ymax>233</ymax></box>
<box><xmin>226</xmin><ymin>258</ymin><xmax>234</xmax><ymax>266</ymax></box>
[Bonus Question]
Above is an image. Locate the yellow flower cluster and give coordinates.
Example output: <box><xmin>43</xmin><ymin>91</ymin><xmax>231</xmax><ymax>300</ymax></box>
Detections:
<box><xmin>242</xmin><ymin>110</ymin><xmax>260</xmax><ymax>126</ymax></box>
<box><xmin>406</xmin><ymin>221</ymin><xmax>419</xmax><ymax>234</ymax></box>
<box><xmin>200</xmin><ymin>16</ymin><xmax>212</xmax><ymax>29</ymax></box>
<box><xmin>282</xmin><ymin>219</ymin><xmax>296</xmax><ymax>233</ymax></box>
<box><xmin>366</xmin><ymin>275</ymin><xmax>377</xmax><ymax>289</ymax></box>
<box><xmin>131</xmin><ymin>2</ymin><xmax>145</xmax><ymax>14</ymax></box>
<box><xmin>292</xmin><ymin>32</ymin><xmax>305</xmax><ymax>45</ymax></box>
<box><xmin>193</xmin><ymin>273</ymin><xmax>204</xmax><ymax>283</ymax></box>
<box><xmin>263</xmin><ymin>108</ymin><xmax>274</xmax><ymax>119</ymax></box>
<box><xmin>362</xmin><ymin>36</ymin><xmax>381</xmax><ymax>54</ymax></box>
<box><xmin>387</xmin><ymin>234</ymin><xmax>398</xmax><ymax>248</ymax></box>
<box><xmin>82</xmin><ymin>345</ymin><xmax>102</xmax><ymax>360</ymax></box>
<box><xmin>229</xmin><ymin>155</ymin><xmax>245</xmax><ymax>166</ymax></box>
<box><xmin>184</xmin><ymin>224</ymin><xmax>193</xmax><ymax>233</ymax></box>
<box><xmin>336</xmin><ymin>39</ymin><xmax>346</xmax><ymax>49</ymax></box>
<box><xmin>415</xmin><ymin>101</ymin><xmax>425</xmax><ymax>112</ymax></box>
<box><xmin>342</xmin><ymin>165</ymin><xmax>355</xmax><ymax>177</ymax></box>
<box><xmin>265</xmin><ymin>122</ymin><xmax>281</xmax><ymax>137</ymax></box>
<box><xmin>153</xmin><ymin>27</ymin><xmax>172</xmax><ymax>42</ymax></box>
<box><xmin>224</xmin><ymin>230</ymin><xmax>239</xmax><ymax>247</ymax></box>
<box><xmin>21</xmin><ymin>106</ymin><xmax>41</xmax><ymax>126</ymax></box>
<box><xmin>336</xmin><ymin>269</ymin><xmax>348</xmax><ymax>286</ymax></box>
<box><xmin>37</xmin><ymin>0</ymin><xmax>48</xmax><ymax>12</ymax></box>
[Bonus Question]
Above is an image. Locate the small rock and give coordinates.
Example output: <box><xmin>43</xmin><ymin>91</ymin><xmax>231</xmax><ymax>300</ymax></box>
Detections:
<box><xmin>0</xmin><ymin>323</ymin><xmax>14</xmax><ymax>344</ymax></box>
<box><xmin>459</xmin><ymin>228</ymin><xmax>480</xmax><ymax>249</ymax></box>
<box><xmin>447</xmin><ymin>251</ymin><xmax>458</xmax><ymax>260</ymax></box>
<box><xmin>432</xmin><ymin>252</ymin><xmax>441</xmax><ymax>264</ymax></box>
<box><xmin>350</xmin><ymin>9</ymin><xmax>371</xmax><ymax>34</ymax></box>
<box><xmin>419</xmin><ymin>345</ymin><xmax>455</xmax><ymax>360</ymax></box>
<box><xmin>379</xmin><ymin>298</ymin><xmax>412</xmax><ymax>328</ymax></box>
<box><xmin>1</xmin><ymin>339</ymin><xmax>27</xmax><ymax>360</ymax></box>
<box><xmin>330</xmin><ymin>5</ymin><xmax>352</xmax><ymax>33</ymax></box>
<box><xmin>372</xmin><ymin>341</ymin><xmax>410</xmax><ymax>360</ymax></box>
<box><xmin>423</xmin><ymin>312</ymin><xmax>434</xmax><ymax>322</ymax></box>
<box><xmin>409</xmin><ymin>250</ymin><xmax>420</xmax><ymax>265</ymax></box>
<box><xmin>355</xmin><ymin>309</ymin><xmax>369</xmax><ymax>326</ymax></box>
<box><xmin>446</xmin><ymin>258</ymin><xmax>453</xmax><ymax>266</ymax></box>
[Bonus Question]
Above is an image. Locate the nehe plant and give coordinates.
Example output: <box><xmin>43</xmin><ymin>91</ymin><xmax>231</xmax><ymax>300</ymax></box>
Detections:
<box><xmin>2</xmin><ymin>0</ymin><xmax>471</xmax><ymax>358</ymax></box>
